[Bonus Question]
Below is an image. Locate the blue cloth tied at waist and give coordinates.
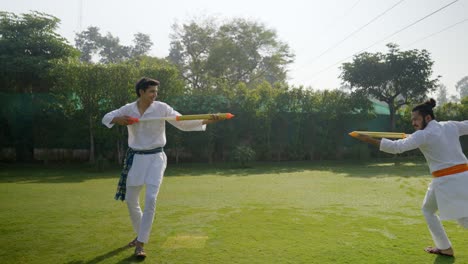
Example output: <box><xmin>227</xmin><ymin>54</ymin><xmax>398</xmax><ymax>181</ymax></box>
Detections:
<box><xmin>115</xmin><ymin>147</ymin><xmax>164</xmax><ymax>201</ymax></box>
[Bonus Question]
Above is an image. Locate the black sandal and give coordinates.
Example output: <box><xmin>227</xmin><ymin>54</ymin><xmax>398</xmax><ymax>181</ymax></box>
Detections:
<box><xmin>127</xmin><ymin>237</ymin><xmax>138</xmax><ymax>247</ymax></box>
<box><xmin>424</xmin><ymin>246</ymin><xmax>454</xmax><ymax>257</ymax></box>
<box><xmin>135</xmin><ymin>246</ymin><xmax>147</xmax><ymax>259</ymax></box>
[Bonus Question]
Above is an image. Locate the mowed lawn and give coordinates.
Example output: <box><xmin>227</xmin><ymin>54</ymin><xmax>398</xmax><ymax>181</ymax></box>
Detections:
<box><xmin>0</xmin><ymin>160</ymin><xmax>465</xmax><ymax>264</ymax></box>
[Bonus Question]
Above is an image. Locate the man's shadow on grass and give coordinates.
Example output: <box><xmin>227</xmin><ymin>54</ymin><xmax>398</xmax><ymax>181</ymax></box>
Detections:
<box><xmin>66</xmin><ymin>245</ymin><xmax>144</xmax><ymax>264</ymax></box>
<box><xmin>433</xmin><ymin>255</ymin><xmax>455</xmax><ymax>264</ymax></box>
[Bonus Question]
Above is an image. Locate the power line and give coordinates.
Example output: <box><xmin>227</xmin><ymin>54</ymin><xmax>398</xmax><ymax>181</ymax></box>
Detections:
<box><xmin>309</xmin><ymin>0</ymin><xmax>406</xmax><ymax>64</ymax></box>
<box><xmin>359</xmin><ymin>0</ymin><xmax>460</xmax><ymax>52</ymax></box>
<box><xmin>404</xmin><ymin>17</ymin><xmax>468</xmax><ymax>48</ymax></box>
<box><xmin>78</xmin><ymin>0</ymin><xmax>83</xmax><ymax>32</ymax></box>
<box><xmin>319</xmin><ymin>0</ymin><xmax>362</xmax><ymax>34</ymax></box>
<box><xmin>308</xmin><ymin>0</ymin><xmax>460</xmax><ymax>81</ymax></box>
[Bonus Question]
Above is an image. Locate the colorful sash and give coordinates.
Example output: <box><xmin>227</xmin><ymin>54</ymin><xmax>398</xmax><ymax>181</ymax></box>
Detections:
<box><xmin>115</xmin><ymin>147</ymin><xmax>164</xmax><ymax>201</ymax></box>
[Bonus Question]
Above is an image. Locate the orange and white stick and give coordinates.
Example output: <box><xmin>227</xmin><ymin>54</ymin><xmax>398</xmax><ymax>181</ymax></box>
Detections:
<box><xmin>128</xmin><ymin>113</ymin><xmax>235</xmax><ymax>124</ymax></box>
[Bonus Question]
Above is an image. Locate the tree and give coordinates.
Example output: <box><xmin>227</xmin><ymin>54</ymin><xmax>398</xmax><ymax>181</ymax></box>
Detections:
<box><xmin>98</xmin><ymin>32</ymin><xmax>130</xmax><ymax>64</ymax></box>
<box><xmin>75</xmin><ymin>26</ymin><xmax>153</xmax><ymax>64</ymax></box>
<box><xmin>131</xmin><ymin>33</ymin><xmax>153</xmax><ymax>57</ymax></box>
<box><xmin>0</xmin><ymin>11</ymin><xmax>78</xmax><ymax>161</ymax></box>
<box><xmin>456</xmin><ymin>76</ymin><xmax>468</xmax><ymax>100</ymax></box>
<box><xmin>49</xmin><ymin>60</ymin><xmax>113</xmax><ymax>163</ymax></box>
<box><xmin>207</xmin><ymin>19</ymin><xmax>293</xmax><ymax>86</ymax></box>
<box><xmin>231</xmin><ymin>145</ymin><xmax>256</xmax><ymax>168</ymax></box>
<box><xmin>94</xmin><ymin>64</ymin><xmax>138</xmax><ymax>163</ymax></box>
<box><xmin>168</xmin><ymin>17</ymin><xmax>294</xmax><ymax>90</ymax></box>
<box><xmin>340</xmin><ymin>43</ymin><xmax>438</xmax><ymax>131</ymax></box>
<box><xmin>305</xmin><ymin>89</ymin><xmax>372</xmax><ymax>160</ymax></box>
<box><xmin>128</xmin><ymin>56</ymin><xmax>185</xmax><ymax>101</ymax></box>
<box><xmin>168</xmin><ymin>19</ymin><xmax>216</xmax><ymax>91</ymax></box>
<box><xmin>74</xmin><ymin>26</ymin><xmax>101</xmax><ymax>63</ymax></box>
<box><xmin>449</xmin><ymin>95</ymin><xmax>460</xmax><ymax>103</ymax></box>
<box><xmin>436</xmin><ymin>84</ymin><xmax>448</xmax><ymax>106</ymax></box>
<box><xmin>167</xmin><ymin>92</ymin><xmax>231</xmax><ymax>163</ymax></box>
<box><xmin>49</xmin><ymin>57</ymin><xmax>185</xmax><ymax>164</ymax></box>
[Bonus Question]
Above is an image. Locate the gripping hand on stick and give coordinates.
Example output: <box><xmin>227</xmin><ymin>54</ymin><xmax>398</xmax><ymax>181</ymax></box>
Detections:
<box><xmin>112</xmin><ymin>116</ymin><xmax>139</xmax><ymax>126</ymax></box>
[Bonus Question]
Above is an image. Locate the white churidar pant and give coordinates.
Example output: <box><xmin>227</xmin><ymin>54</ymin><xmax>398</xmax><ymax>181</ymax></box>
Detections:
<box><xmin>422</xmin><ymin>183</ymin><xmax>451</xmax><ymax>250</ymax></box>
<box><xmin>126</xmin><ymin>184</ymin><xmax>162</xmax><ymax>243</ymax></box>
<box><xmin>422</xmin><ymin>177</ymin><xmax>468</xmax><ymax>250</ymax></box>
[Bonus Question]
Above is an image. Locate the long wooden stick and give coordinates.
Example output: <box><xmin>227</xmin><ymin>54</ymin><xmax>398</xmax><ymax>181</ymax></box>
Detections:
<box><xmin>348</xmin><ymin>131</ymin><xmax>408</xmax><ymax>139</ymax></box>
<box><xmin>131</xmin><ymin>113</ymin><xmax>235</xmax><ymax>123</ymax></box>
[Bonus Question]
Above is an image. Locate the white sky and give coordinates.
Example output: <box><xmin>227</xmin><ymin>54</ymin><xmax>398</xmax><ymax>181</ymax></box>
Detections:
<box><xmin>2</xmin><ymin>0</ymin><xmax>468</xmax><ymax>97</ymax></box>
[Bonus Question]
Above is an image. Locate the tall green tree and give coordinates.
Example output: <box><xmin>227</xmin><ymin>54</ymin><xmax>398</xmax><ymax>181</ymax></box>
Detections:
<box><xmin>94</xmin><ymin>64</ymin><xmax>138</xmax><ymax>163</ymax></box>
<box><xmin>340</xmin><ymin>43</ymin><xmax>438</xmax><ymax>131</ymax></box>
<box><xmin>436</xmin><ymin>83</ymin><xmax>449</xmax><ymax>105</ymax></box>
<box><xmin>49</xmin><ymin>60</ymin><xmax>111</xmax><ymax>163</ymax></box>
<box><xmin>131</xmin><ymin>33</ymin><xmax>154</xmax><ymax>58</ymax></box>
<box><xmin>74</xmin><ymin>26</ymin><xmax>101</xmax><ymax>63</ymax></box>
<box><xmin>208</xmin><ymin>19</ymin><xmax>293</xmax><ymax>86</ymax></box>
<box><xmin>75</xmin><ymin>26</ymin><xmax>153</xmax><ymax>64</ymax></box>
<box><xmin>0</xmin><ymin>11</ymin><xmax>78</xmax><ymax>161</ymax></box>
<box><xmin>168</xmin><ymin>19</ymin><xmax>216</xmax><ymax>91</ymax></box>
<box><xmin>49</xmin><ymin>57</ymin><xmax>185</xmax><ymax>163</ymax></box>
<box><xmin>456</xmin><ymin>76</ymin><xmax>468</xmax><ymax>100</ymax></box>
<box><xmin>168</xmin><ymin>17</ymin><xmax>294</xmax><ymax>90</ymax></box>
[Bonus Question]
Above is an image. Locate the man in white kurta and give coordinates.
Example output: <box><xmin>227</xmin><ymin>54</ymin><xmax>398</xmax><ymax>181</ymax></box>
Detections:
<box><xmin>353</xmin><ymin>99</ymin><xmax>468</xmax><ymax>257</ymax></box>
<box><xmin>102</xmin><ymin>77</ymin><xmax>219</xmax><ymax>258</ymax></box>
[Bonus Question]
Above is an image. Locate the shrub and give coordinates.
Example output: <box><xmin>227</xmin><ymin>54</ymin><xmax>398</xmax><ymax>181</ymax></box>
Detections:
<box><xmin>231</xmin><ymin>145</ymin><xmax>256</xmax><ymax>168</ymax></box>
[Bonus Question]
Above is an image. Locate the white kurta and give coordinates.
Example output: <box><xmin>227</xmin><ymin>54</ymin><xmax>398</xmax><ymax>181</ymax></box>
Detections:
<box><xmin>102</xmin><ymin>101</ymin><xmax>206</xmax><ymax>186</ymax></box>
<box><xmin>380</xmin><ymin>120</ymin><xmax>468</xmax><ymax>220</ymax></box>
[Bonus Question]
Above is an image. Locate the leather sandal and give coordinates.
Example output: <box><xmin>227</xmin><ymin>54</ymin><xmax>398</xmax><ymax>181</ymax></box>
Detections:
<box><xmin>127</xmin><ymin>237</ymin><xmax>138</xmax><ymax>247</ymax></box>
<box><xmin>424</xmin><ymin>246</ymin><xmax>454</xmax><ymax>257</ymax></box>
<box><xmin>135</xmin><ymin>246</ymin><xmax>147</xmax><ymax>259</ymax></box>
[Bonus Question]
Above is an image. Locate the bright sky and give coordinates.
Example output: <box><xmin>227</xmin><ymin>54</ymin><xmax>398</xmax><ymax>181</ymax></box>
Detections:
<box><xmin>3</xmin><ymin>0</ymin><xmax>468</xmax><ymax>97</ymax></box>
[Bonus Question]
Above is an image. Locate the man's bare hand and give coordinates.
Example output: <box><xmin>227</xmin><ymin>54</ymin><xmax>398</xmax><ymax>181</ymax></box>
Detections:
<box><xmin>354</xmin><ymin>133</ymin><xmax>371</xmax><ymax>142</ymax></box>
<box><xmin>112</xmin><ymin>116</ymin><xmax>137</xmax><ymax>126</ymax></box>
<box><xmin>353</xmin><ymin>133</ymin><xmax>381</xmax><ymax>147</ymax></box>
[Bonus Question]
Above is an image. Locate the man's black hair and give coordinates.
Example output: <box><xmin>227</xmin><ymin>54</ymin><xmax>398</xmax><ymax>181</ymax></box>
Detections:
<box><xmin>135</xmin><ymin>77</ymin><xmax>160</xmax><ymax>97</ymax></box>
<box><xmin>412</xmin><ymin>98</ymin><xmax>436</xmax><ymax>119</ymax></box>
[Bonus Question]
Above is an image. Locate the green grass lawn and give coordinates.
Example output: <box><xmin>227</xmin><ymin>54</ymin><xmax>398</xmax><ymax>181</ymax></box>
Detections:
<box><xmin>0</xmin><ymin>159</ymin><xmax>464</xmax><ymax>264</ymax></box>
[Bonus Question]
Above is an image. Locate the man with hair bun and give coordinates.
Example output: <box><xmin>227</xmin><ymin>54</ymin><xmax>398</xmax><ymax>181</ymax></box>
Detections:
<box><xmin>352</xmin><ymin>98</ymin><xmax>468</xmax><ymax>257</ymax></box>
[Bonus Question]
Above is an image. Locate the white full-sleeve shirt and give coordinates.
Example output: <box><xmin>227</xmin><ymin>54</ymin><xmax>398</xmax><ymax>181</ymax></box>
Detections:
<box><xmin>102</xmin><ymin>100</ymin><xmax>206</xmax><ymax>186</ymax></box>
<box><xmin>379</xmin><ymin>120</ymin><xmax>468</xmax><ymax>220</ymax></box>
<box><xmin>380</xmin><ymin>120</ymin><xmax>468</xmax><ymax>173</ymax></box>
<box><xmin>102</xmin><ymin>101</ymin><xmax>206</xmax><ymax>150</ymax></box>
